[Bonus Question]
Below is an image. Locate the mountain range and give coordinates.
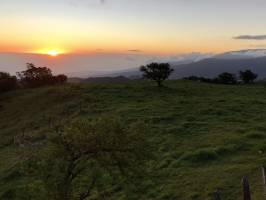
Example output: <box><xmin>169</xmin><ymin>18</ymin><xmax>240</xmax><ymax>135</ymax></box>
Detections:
<box><xmin>99</xmin><ymin>49</ymin><xmax>266</xmax><ymax>79</ymax></box>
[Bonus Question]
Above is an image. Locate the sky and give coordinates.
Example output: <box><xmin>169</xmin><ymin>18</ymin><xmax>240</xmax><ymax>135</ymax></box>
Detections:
<box><xmin>1</xmin><ymin>0</ymin><xmax>266</xmax><ymax>75</ymax></box>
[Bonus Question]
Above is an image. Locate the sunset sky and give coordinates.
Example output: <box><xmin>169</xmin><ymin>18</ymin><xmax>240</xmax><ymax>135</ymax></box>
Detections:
<box><xmin>1</xmin><ymin>0</ymin><xmax>266</xmax><ymax>55</ymax></box>
<box><xmin>1</xmin><ymin>0</ymin><xmax>266</xmax><ymax>75</ymax></box>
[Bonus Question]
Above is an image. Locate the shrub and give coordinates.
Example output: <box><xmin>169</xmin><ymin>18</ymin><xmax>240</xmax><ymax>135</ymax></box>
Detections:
<box><xmin>22</xmin><ymin>117</ymin><xmax>150</xmax><ymax>200</ymax></box>
<box><xmin>53</xmin><ymin>74</ymin><xmax>68</xmax><ymax>84</ymax></box>
<box><xmin>239</xmin><ymin>70</ymin><xmax>258</xmax><ymax>84</ymax></box>
<box><xmin>215</xmin><ymin>72</ymin><xmax>237</xmax><ymax>84</ymax></box>
<box><xmin>0</xmin><ymin>72</ymin><xmax>17</xmax><ymax>93</ymax></box>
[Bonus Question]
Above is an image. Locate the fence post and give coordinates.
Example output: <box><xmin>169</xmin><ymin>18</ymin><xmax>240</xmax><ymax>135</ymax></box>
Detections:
<box><xmin>242</xmin><ymin>176</ymin><xmax>251</xmax><ymax>200</ymax></box>
<box><xmin>262</xmin><ymin>166</ymin><xmax>266</xmax><ymax>200</ymax></box>
<box><xmin>212</xmin><ymin>189</ymin><xmax>221</xmax><ymax>200</ymax></box>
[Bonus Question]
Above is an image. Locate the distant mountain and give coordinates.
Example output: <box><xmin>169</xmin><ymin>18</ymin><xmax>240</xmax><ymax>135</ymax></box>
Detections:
<box><xmin>171</xmin><ymin>56</ymin><xmax>266</xmax><ymax>79</ymax></box>
<box><xmin>215</xmin><ymin>49</ymin><xmax>266</xmax><ymax>60</ymax></box>
<box><xmin>92</xmin><ymin>49</ymin><xmax>266</xmax><ymax>79</ymax></box>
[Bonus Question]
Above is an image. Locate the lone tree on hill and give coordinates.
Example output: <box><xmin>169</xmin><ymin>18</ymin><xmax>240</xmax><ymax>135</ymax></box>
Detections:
<box><xmin>140</xmin><ymin>63</ymin><xmax>174</xmax><ymax>87</ymax></box>
<box><xmin>239</xmin><ymin>70</ymin><xmax>258</xmax><ymax>84</ymax></box>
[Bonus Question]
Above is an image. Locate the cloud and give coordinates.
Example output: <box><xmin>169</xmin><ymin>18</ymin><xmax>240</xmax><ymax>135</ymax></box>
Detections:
<box><xmin>234</xmin><ymin>35</ymin><xmax>266</xmax><ymax>40</ymax></box>
<box><xmin>128</xmin><ymin>49</ymin><xmax>142</xmax><ymax>53</ymax></box>
<box><xmin>145</xmin><ymin>52</ymin><xmax>214</xmax><ymax>64</ymax></box>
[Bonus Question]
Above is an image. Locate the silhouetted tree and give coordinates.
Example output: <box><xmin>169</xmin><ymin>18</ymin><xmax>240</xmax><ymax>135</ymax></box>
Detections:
<box><xmin>215</xmin><ymin>72</ymin><xmax>237</xmax><ymax>84</ymax></box>
<box><xmin>23</xmin><ymin>117</ymin><xmax>150</xmax><ymax>200</ymax></box>
<box><xmin>239</xmin><ymin>70</ymin><xmax>258</xmax><ymax>84</ymax></box>
<box><xmin>17</xmin><ymin>63</ymin><xmax>67</xmax><ymax>88</ymax></box>
<box><xmin>17</xmin><ymin>63</ymin><xmax>53</xmax><ymax>87</ymax></box>
<box><xmin>140</xmin><ymin>63</ymin><xmax>174</xmax><ymax>87</ymax></box>
<box><xmin>0</xmin><ymin>72</ymin><xmax>17</xmax><ymax>93</ymax></box>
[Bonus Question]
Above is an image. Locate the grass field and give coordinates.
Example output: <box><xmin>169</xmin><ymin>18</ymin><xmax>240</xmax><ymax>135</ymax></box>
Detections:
<box><xmin>1</xmin><ymin>80</ymin><xmax>266</xmax><ymax>199</ymax></box>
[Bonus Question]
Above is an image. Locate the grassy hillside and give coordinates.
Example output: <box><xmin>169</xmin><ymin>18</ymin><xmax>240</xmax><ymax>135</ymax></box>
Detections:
<box><xmin>1</xmin><ymin>80</ymin><xmax>266</xmax><ymax>199</ymax></box>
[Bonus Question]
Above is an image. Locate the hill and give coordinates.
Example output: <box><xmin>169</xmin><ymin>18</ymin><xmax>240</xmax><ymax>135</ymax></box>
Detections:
<box><xmin>171</xmin><ymin>56</ymin><xmax>266</xmax><ymax>79</ymax></box>
<box><xmin>1</xmin><ymin>81</ymin><xmax>266</xmax><ymax>199</ymax></box>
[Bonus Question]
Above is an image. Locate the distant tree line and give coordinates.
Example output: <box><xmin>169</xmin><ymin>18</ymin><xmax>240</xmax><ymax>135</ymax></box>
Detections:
<box><xmin>139</xmin><ymin>63</ymin><xmax>259</xmax><ymax>86</ymax></box>
<box><xmin>0</xmin><ymin>62</ymin><xmax>261</xmax><ymax>94</ymax></box>
<box><xmin>0</xmin><ymin>63</ymin><xmax>67</xmax><ymax>93</ymax></box>
<box><xmin>184</xmin><ymin>70</ymin><xmax>258</xmax><ymax>85</ymax></box>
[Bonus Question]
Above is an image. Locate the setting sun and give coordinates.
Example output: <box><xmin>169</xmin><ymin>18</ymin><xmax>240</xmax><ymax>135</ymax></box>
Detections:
<box><xmin>47</xmin><ymin>50</ymin><xmax>59</xmax><ymax>57</ymax></box>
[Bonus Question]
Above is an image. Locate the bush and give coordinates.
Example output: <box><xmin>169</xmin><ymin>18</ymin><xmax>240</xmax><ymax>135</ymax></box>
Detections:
<box><xmin>22</xmin><ymin>117</ymin><xmax>150</xmax><ymax>200</ymax></box>
<box><xmin>184</xmin><ymin>72</ymin><xmax>237</xmax><ymax>85</ymax></box>
<box><xmin>53</xmin><ymin>74</ymin><xmax>67</xmax><ymax>84</ymax></box>
<box><xmin>239</xmin><ymin>70</ymin><xmax>257</xmax><ymax>84</ymax></box>
<box><xmin>0</xmin><ymin>72</ymin><xmax>17</xmax><ymax>93</ymax></box>
<box><xmin>215</xmin><ymin>72</ymin><xmax>237</xmax><ymax>84</ymax></box>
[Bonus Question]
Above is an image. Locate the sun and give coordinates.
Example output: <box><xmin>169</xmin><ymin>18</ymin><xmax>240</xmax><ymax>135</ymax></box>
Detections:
<box><xmin>47</xmin><ymin>50</ymin><xmax>59</xmax><ymax>57</ymax></box>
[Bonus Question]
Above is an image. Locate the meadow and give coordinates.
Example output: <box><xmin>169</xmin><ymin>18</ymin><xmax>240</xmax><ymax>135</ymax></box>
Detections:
<box><xmin>1</xmin><ymin>80</ymin><xmax>266</xmax><ymax>199</ymax></box>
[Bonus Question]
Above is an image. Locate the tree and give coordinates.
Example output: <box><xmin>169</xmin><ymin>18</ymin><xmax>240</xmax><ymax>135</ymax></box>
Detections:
<box><xmin>17</xmin><ymin>63</ymin><xmax>68</xmax><ymax>88</ymax></box>
<box><xmin>0</xmin><ymin>72</ymin><xmax>17</xmax><ymax>93</ymax></box>
<box><xmin>23</xmin><ymin>117</ymin><xmax>150</xmax><ymax>200</ymax></box>
<box><xmin>239</xmin><ymin>70</ymin><xmax>258</xmax><ymax>84</ymax></box>
<box><xmin>140</xmin><ymin>63</ymin><xmax>174</xmax><ymax>87</ymax></box>
<box><xmin>17</xmin><ymin>63</ymin><xmax>53</xmax><ymax>88</ymax></box>
<box><xmin>215</xmin><ymin>72</ymin><xmax>237</xmax><ymax>84</ymax></box>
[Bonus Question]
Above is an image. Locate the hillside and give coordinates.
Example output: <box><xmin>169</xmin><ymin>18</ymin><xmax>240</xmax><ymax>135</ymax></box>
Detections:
<box><xmin>171</xmin><ymin>56</ymin><xmax>266</xmax><ymax>79</ymax></box>
<box><xmin>1</xmin><ymin>81</ymin><xmax>266</xmax><ymax>199</ymax></box>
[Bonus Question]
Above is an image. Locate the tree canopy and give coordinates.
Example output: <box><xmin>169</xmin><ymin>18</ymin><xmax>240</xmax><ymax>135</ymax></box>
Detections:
<box><xmin>22</xmin><ymin>117</ymin><xmax>150</xmax><ymax>200</ymax></box>
<box><xmin>215</xmin><ymin>72</ymin><xmax>237</xmax><ymax>84</ymax></box>
<box><xmin>140</xmin><ymin>63</ymin><xmax>174</xmax><ymax>87</ymax></box>
<box><xmin>17</xmin><ymin>63</ymin><xmax>67</xmax><ymax>88</ymax></box>
<box><xmin>239</xmin><ymin>70</ymin><xmax>258</xmax><ymax>84</ymax></box>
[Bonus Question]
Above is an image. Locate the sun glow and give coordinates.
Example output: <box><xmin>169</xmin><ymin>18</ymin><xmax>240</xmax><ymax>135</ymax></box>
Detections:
<box><xmin>34</xmin><ymin>48</ymin><xmax>65</xmax><ymax>56</ymax></box>
<box><xmin>47</xmin><ymin>50</ymin><xmax>59</xmax><ymax>57</ymax></box>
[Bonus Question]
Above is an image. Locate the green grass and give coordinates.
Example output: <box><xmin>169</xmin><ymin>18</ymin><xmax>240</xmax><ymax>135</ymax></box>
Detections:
<box><xmin>1</xmin><ymin>80</ymin><xmax>266</xmax><ymax>199</ymax></box>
